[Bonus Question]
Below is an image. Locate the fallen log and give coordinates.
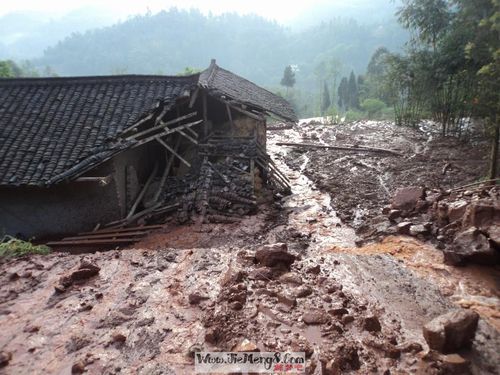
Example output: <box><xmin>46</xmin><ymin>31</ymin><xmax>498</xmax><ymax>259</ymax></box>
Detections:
<box><xmin>275</xmin><ymin>142</ymin><xmax>402</xmax><ymax>156</ymax></box>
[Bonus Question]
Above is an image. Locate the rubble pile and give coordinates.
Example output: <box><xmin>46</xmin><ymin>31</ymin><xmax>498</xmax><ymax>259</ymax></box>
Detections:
<box><xmin>154</xmin><ymin>137</ymin><xmax>289</xmax><ymax>225</ymax></box>
<box><xmin>358</xmin><ymin>184</ymin><xmax>500</xmax><ymax>266</ymax></box>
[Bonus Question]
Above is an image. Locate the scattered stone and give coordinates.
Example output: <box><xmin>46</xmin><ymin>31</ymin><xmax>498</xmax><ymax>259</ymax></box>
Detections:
<box><xmin>229</xmin><ymin>301</ymin><xmax>243</xmax><ymax>310</ymax></box>
<box><xmin>277</xmin><ymin>292</ymin><xmax>297</xmax><ymax>308</ymax></box>
<box><xmin>188</xmin><ymin>293</ymin><xmax>209</xmax><ymax>305</ymax></box>
<box><xmin>204</xmin><ymin>327</ymin><xmax>220</xmax><ymax>344</ymax></box>
<box><xmin>294</xmin><ymin>285</ymin><xmax>313</xmax><ymax>298</ymax></box>
<box><xmin>447</xmin><ymin>200</ymin><xmax>468</xmax><ymax>223</ymax></box>
<box><xmin>0</xmin><ymin>351</ymin><xmax>12</xmax><ymax>368</ymax></box>
<box><xmin>363</xmin><ymin>316</ymin><xmax>382</xmax><ymax>332</ymax></box>
<box><xmin>422</xmin><ymin>309</ymin><xmax>479</xmax><ymax>353</ymax></box>
<box><xmin>388</xmin><ymin>210</ymin><xmax>402</xmax><ymax>221</ymax></box>
<box><xmin>329</xmin><ymin>307</ymin><xmax>348</xmax><ymax>317</ymax></box>
<box><xmin>71</xmin><ymin>361</ymin><xmax>85</xmax><ymax>374</ymax></box>
<box><xmin>397</xmin><ymin>342</ymin><xmax>423</xmax><ymax>353</ymax></box>
<box><xmin>462</xmin><ymin>202</ymin><xmax>499</xmax><ymax>229</ymax></box>
<box><xmin>307</xmin><ymin>264</ymin><xmax>321</xmax><ymax>274</ymax></box>
<box><xmin>302</xmin><ymin>310</ymin><xmax>328</xmax><ymax>325</ymax></box>
<box><xmin>248</xmin><ymin>267</ymin><xmax>274</xmax><ymax>281</ymax></box>
<box><xmin>56</xmin><ymin>260</ymin><xmax>100</xmax><ymax>292</ymax></box>
<box><xmin>342</xmin><ymin>315</ymin><xmax>355</xmax><ymax>324</ymax></box>
<box><xmin>444</xmin><ymin>227</ymin><xmax>499</xmax><ymax>265</ymax></box>
<box><xmin>441</xmin><ymin>353</ymin><xmax>470</xmax><ymax>373</ymax></box>
<box><xmin>409</xmin><ymin>224</ymin><xmax>428</xmax><ymax>236</ymax></box>
<box><xmin>255</xmin><ymin>243</ymin><xmax>296</xmax><ymax>269</ymax></box>
<box><xmin>391</xmin><ymin>187</ymin><xmax>424</xmax><ymax>211</ymax></box>
<box><xmin>279</xmin><ymin>272</ymin><xmax>303</xmax><ymax>285</ymax></box>
<box><xmin>397</xmin><ymin>222</ymin><xmax>413</xmax><ymax>234</ymax></box>
<box><xmin>233</xmin><ymin>338</ymin><xmax>259</xmax><ymax>352</ymax></box>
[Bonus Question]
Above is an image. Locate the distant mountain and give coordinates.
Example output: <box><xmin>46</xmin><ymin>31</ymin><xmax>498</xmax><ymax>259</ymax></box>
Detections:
<box><xmin>0</xmin><ymin>7</ymin><xmax>121</xmax><ymax>59</ymax></box>
<box><xmin>287</xmin><ymin>0</ymin><xmax>401</xmax><ymax>30</ymax></box>
<box><xmin>32</xmin><ymin>8</ymin><xmax>407</xmax><ymax>91</ymax></box>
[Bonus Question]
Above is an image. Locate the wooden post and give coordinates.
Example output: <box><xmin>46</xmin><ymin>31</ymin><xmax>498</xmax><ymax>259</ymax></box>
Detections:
<box><xmin>127</xmin><ymin>163</ymin><xmax>158</xmax><ymax>219</ymax></box>
<box><xmin>226</xmin><ymin>103</ymin><xmax>234</xmax><ymax>139</ymax></box>
<box><xmin>202</xmin><ymin>90</ymin><xmax>208</xmax><ymax>138</ymax></box>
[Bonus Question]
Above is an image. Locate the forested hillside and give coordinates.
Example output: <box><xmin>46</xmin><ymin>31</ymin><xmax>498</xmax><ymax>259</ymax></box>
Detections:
<box><xmin>35</xmin><ymin>9</ymin><xmax>407</xmax><ymax>89</ymax></box>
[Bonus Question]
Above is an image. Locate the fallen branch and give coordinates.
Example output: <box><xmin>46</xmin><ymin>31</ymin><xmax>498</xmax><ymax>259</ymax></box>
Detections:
<box><xmin>451</xmin><ymin>178</ymin><xmax>500</xmax><ymax>192</ymax></box>
<box><xmin>275</xmin><ymin>142</ymin><xmax>402</xmax><ymax>156</ymax></box>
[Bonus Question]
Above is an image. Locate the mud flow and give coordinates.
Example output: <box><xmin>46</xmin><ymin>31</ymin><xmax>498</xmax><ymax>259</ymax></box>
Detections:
<box><xmin>1</xmin><ymin>120</ymin><xmax>498</xmax><ymax>374</ymax></box>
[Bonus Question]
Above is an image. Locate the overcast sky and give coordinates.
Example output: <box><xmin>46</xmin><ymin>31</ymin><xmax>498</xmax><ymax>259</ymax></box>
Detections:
<box><xmin>0</xmin><ymin>0</ymin><xmax>331</xmax><ymax>22</ymax></box>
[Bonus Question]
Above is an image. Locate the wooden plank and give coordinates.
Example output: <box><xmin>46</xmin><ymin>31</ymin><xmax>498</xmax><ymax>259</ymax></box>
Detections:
<box><xmin>127</xmin><ymin>112</ymin><xmax>198</xmax><ymax>141</ymax></box>
<box><xmin>153</xmin><ymin>135</ymin><xmax>181</xmax><ymax>203</ymax></box>
<box><xmin>202</xmin><ymin>90</ymin><xmax>208</xmax><ymax>138</ymax></box>
<box><xmin>156</xmin><ymin>137</ymin><xmax>191</xmax><ymax>167</ymax></box>
<box><xmin>226</xmin><ymin>103</ymin><xmax>234</xmax><ymax>139</ymax></box>
<box><xmin>130</xmin><ymin>120</ymin><xmax>203</xmax><ymax>149</ymax></box>
<box><xmin>121</xmin><ymin>112</ymin><xmax>154</xmax><ymax>134</ymax></box>
<box><xmin>189</xmin><ymin>87</ymin><xmax>199</xmax><ymax>108</ymax></box>
<box><xmin>177</xmin><ymin>129</ymin><xmax>198</xmax><ymax>145</ymax></box>
<box><xmin>126</xmin><ymin>163</ymin><xmax>158</xmax><ymax>219</ymax></box>
<box><xmin>79</xmin><ymin>224</ymin><xmax>164</xmax><ymax>235</ymax></box>
<box><xmin>62</xmin><ymin>231</ymin><xmax>148</xmax><ymax>241</ymax></box>
<box><xmin>47</xmin><ymin>238</ymin><xmax>138</xmax><ymax>246</ymax></box>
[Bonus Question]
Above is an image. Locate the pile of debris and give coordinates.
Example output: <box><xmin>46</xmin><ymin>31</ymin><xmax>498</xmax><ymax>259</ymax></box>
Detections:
<box><xmin>357</xmin><ymin>183</ymin><xmax>500</xmax><ymax>266</ymax></box>
<box><xmin>137</xmin><ymin>136</ymin><xmax>290</xmax><ymax>226</ymax></box>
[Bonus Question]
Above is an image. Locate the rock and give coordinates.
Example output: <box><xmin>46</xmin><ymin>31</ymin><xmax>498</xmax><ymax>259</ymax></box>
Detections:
<box><xmin>441</xmin><ymin>353</ymin><xmax>470</xmax><ymax>373</ymax></box>
<box><xmin>233</xmin><ymin>338</ymin><xmax>259</xmax><ymax>352</ymax></box>
<box><xmin>204</xmin><ymin>327</ymin><xmax>220</xmax><ymax>344</ymax></box>
<box><xmin>388</xmin><ymin>210</ymin><xmax>402</xmax><ymax>221</ymax></box>
<box><xmin>279</xmin><ymin>272</ymin><xmax>303</xmax><ymax>285</ymax></box>
<box><xmin>255</xmin><ymin>243</ymin><xmax>296</xmax><ymax>269</ymax></box>
<box><xmin>303</xmin><ymin>310</ymin><xmax>328</xmax><ymax>325</ymax></box>
<box><xmin>397</xmin><ymin>342</ymin><xmax>423</xmax><ymax>353</ymax></box>
<box><xmin>397</xmin><ymin>222</ymin><xmax>413</xmax><ymax>234</ymax></box>
<box><xmin>363</xmin><ymin>316</ymin><xmax>381</xmax><ymax>332</ymax></box>
<box><xmin>277</xmin><ymin>292</ymin><xmax>297</xmax><ymax>308</ymax></box>
<box><xmin>0</xmin><ymin>351</ymin><xmax>12</xmax><ymax>368</ymax></box>
<box><xmin>188</xmin><ymin>293</ymin><xmax>209</xmax><ymax>305</ymax></box>
<box><xmin>342</xmin><ymin>315</ymin><xmax>355</xmax><ymax>324</ymax></box>
<box><xmin>462</xmin><ymin>202</ymin><xmax>499</xmax><ymax>229</ymax></box>
<box><xmin>329</xmin><ymin>307</ymin><xmax>348</xmax><ymax>317</ymax></box>
<box><xmin>444</xmin><ymin>227</ymin><xmax>499</xmax><ymax>265</ymax></box>
<box><xmin>229</xmin><ymin>301</ymin><xmax>243</xmax><ymax>310</ymax></box>
<box><xmin>486</xmin><ymin>224</ymin><xmax>500</xmax><ymax>247</ymax></box>
<box><xmin>422</xmin><ymin>309</ymin><xmax>479</xmax><ymax>353</ymax></box>
<box><xmin>248</xmin><ymin>267</ymin><xmax>274</xmax><ymax>280</ymax></box>
<box><xmin>447</xmin><ymin>200</ymin><xmax>468</xmax><ymax>223</ymax></box>
<box><xmin>409</xmin><ymin>224</ymin><xmax>428</xmax><ymax>236</ymax></box>
<box><xmin>294</xmin><ymin>285</ymin><xmax>313</xmax><ymax>298</ymax></box>
<box><xmin>391</xmin><ymin>187</ymin><xmax>424</xmax><ymax>211</ymax></box>
<box><xmin>71</xmin><ymin>361</ymin><xmax>85</xmax><ymax>374</ymax></box>
<box><xmin>307</xmin><ymin>264</ymin><xmax>321</xmax><ymax>274</ymax></box>
<box><xmin>57</xmin><ymin>260</ymin><xmax>100</xmax><ymax>291</ymax></box>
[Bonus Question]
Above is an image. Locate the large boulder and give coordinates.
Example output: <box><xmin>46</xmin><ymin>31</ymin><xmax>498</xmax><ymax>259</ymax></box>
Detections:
<box><xmin>255</xmin><ymin>243</ymin><xmax>296</xmax><ymax>269</ymax></box>
<box><xmin>462</xmin><ymin>201</ymin><xmax>500</xmax><ymax>229</ymax></box>
<box><xmin>391</xmin><ymin>187</ymin><xmax>425</xmax><ymax>211</ymax></box>
<box><xmin>423</xmin><ymin>309</ymin><xmax>479</xmax><ymax>353</ymax></box>
<box><xmin>443</xmin><ymin>227</ymin><xmax>500</xmax><ymax>266</ymax></box>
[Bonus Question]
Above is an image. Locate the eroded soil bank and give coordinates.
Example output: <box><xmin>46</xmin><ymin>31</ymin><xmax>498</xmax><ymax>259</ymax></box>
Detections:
<box><xmin>0</xmin><ymin>121</ymin><xmax>498</xmax><ymax>374</ymax></box>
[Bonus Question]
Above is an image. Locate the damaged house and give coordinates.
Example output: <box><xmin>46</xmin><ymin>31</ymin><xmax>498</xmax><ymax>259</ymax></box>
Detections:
<box><xmin>0</xmin><ymin>60</ymin><xmax>296</xmax><ymax>240</ymax></box>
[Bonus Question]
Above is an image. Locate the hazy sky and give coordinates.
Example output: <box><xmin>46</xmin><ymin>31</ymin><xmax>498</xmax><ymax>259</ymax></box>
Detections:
<box><xmin>0</xmin><ymin>0</ymin><xmax>329</xmax><ymax>22</ymax></box>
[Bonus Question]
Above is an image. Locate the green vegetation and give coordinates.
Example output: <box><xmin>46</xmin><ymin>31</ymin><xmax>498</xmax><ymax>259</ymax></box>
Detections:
<box><xmin>0</xmin><ymin>236</ymin><xmax>51</xmax><ymax>258</ymax></box>
<box><xmin>361</xmin><ymin>98</ymin><xmax>386</xmax><ymax>119</ymax></box>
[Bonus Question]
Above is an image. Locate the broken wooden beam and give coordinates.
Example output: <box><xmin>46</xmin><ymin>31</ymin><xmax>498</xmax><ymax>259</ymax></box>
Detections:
<box><xmin>156</xmin><ymin>137</ymin><xmax>191</xmax><ymax>167</ymax></box>
<box><xmin>275</xmin><ymin>142</ymin><xmax>402</xmax><ymax>156</ymax></box>
<box><xmin>79</xmin><ymin>224</ymin><xmax>164</xmax><ymax>235</ymax></box>
<box><xmin>127</xmin><ymin>112</ymin><xmax>198</xmax><ymax>141</ymax></box>
<box><xmin>62</xmin><ymin>231</ymin><xmax>148</xmax><ymax>241</ymax></box>
<box><xmin>47</xmin><ymin>238</ymin><xmax>137</xmax><ymax>246</ymax></box>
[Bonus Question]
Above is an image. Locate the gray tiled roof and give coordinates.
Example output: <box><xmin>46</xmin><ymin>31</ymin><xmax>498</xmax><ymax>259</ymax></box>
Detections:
<box><xmin>199</xmin><ymin>61</ymin><xmax>297</xmax><ymax>123</ymax></box>
<box><xmin>0</xmin><ymin>75</ymin><xmax>197</xmax><ymax>186</ymax></box>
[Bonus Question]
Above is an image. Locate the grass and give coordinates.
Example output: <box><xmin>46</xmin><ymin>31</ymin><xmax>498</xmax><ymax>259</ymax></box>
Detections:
<box><xmin>0</xmin><ymin>236</ymin><xmax>51</xmax><ymax>258</ymax></box>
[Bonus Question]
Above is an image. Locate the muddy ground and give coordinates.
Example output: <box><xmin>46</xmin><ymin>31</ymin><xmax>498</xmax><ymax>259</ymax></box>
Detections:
<box><xmin>0</xmin><ymin>120</ymin><xmax>499</xmax><ymax>375</ymax></box>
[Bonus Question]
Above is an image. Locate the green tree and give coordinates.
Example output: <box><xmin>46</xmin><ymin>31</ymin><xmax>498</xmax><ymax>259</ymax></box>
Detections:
<box><xmin>348</xmin><ymin>71</ymin><xmax>359</xmax><ymax>109</ymax></box>
<box><xmin>321</xmin><ymin>82</ymin><xmax>331</xmax><ymax>115</ymax></box>
<box><xmin>280</xmin><ymin>65</ymin><xmax>296</xmax><ymax>90</ymax></box>
<box><xmin>337</xmin><ymin>77</ymin><xmax>349</xmax><ymax>111</ymax></box>
<box><xmin>361</xmin><ymin>98</ymin><xmax>386</xmax><ymax>118</ymax></box>
<box><xmin>0</xmin><ymin>60</ymin><xmax>22</xmax><ymax>78</ymax></box>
